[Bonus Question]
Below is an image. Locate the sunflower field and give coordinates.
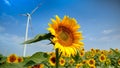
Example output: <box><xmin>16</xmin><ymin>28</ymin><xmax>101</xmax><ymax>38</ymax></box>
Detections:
<box><xmin>0</xmin><ymin>16</ymin><xmax>120</xmax><ymax>68</ymax></box>
<box><xmin>0</xmin><ymin>48</ymin><xmax>120</xmax><ymax>68</ymax></box>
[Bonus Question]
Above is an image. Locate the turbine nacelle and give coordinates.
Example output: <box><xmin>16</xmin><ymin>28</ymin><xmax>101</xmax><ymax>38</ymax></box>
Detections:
<box><xmin>26</xmin><ymin>13</ymin><xmax>31</xmax><ymax>17</ymax></box>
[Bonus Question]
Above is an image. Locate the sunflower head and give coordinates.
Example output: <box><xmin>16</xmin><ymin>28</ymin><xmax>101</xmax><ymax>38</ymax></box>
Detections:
<box><xmin>79</xmin><ymin>51</ymin><xmax>84</xmax><ymax>57</ymax></box>
<box><xmin>90</xmin><ymin>65</ymin><xmax>96</xmax><ymax>68</ymax></box>
<box><xmin>87</xmin><ymin>59</ymin><xmax>95</xmax><ymax>66</ymax></box>
<box><xmin>7</xmin><ymin>54</ymin><xmax>18</xmax><ymax>63</ymax></box>
<box><xmin>32</xmin><ymin>64</ymin><xmax>44</xmax><ymax>68</ymax></box>
<box><xmin>90</xmin><ymin>52</ymin><xmax>95</xmax><ymax>58</ymax></box>
<box><xmin>76</xmin><ymin>63</ymin><xmax>83</xmax><ymax>68</ymax></box>
<box><xmin>91</xmin><ymin>48</ymin><xmax>95</xmax><ymax>53</ymax></box>
<box><xmin>108</xmin><ymin>50</ymin><xmax>113</xmax><ymax>54</ymax></box>
<box><xmin>95</xmin><ymin>49</ymin><xmax>100</xmax><ymax>54</ymax></box>
<box><xmin>69</xmin><ymin>59</ymin><xmax>75</xmax><ymax>65</ymax></box>
<box><xmin>99</xmin><ymin>54</ymin><xmax>106</xmax><ymax>62</ymax></box>
<box><xmin>115</xmin><ymin>48</ymin><xmax>119</xmax><ymax>52</ymax></box>
<box><xmin>59</xmin><ymin>58</ymin><xmax>65</xmax><ymax>66</ymax></box>
<box><xmin>18</xmin><ymin>57</ymin><xmax>23</xmax><ymax>63</ymax></box>
<box><xmin>105</xmin><ymin>58</ymin><xmax>111</xmax><ymax>65</ymax></box>
<box><xmin>118</xmin><ymin>59</ymin><xmax>120</xmax><ymax>65</ymax></box>
<box><xmin>48</xmin><ymin>15</ymin><xmax>84</xmax><ymax>57</ymax></box>
<box><xmin>48</xmin><ymin>52</ymin><xmax>55</xmax><ymax>56</ymax></box>
<box><xmin>82</xmin><ymin>60</ymin><xmax>87</xmax><ymax>64</ymax></box>
<box><xmin>49</xmin><ymin>54</ymin><xmax>56</xmax><ymax>66</ymax></box>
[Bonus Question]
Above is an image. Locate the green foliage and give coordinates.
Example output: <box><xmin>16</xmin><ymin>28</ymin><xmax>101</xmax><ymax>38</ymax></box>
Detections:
<box><xmin>24</xmin><ymin>52</ymin><xmax>49</xmax><ymax>66</ymax></box>
<box><xmin>22</xmin><ymin>33</ymin><xmax>51</xmax><ymax>44</ymax></box>
<box><xmin>0</xmin><ymin>54</ymin><xmax>6</xmax><ymax>64</ymax></box>
<box><xmin>24</xmin><ymin>60</ymin><xmax>36</xmax><ymax>67</ymax></box>
<box><xmin>0</xmin><ymin>63</ymin><xmax>24</xmax><ymax>68</ymax></box>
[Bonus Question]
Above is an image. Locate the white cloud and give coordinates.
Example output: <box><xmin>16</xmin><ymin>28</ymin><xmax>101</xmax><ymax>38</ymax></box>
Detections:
<box><xmin>100</xmin><ymin>29</ymin><xmax>120</xmax><ymax>41</ymax></box>
<box><xmin>83</xmin><ymin>34</ymin><xmax>97</xmax><ymax>41</ymax></box>
<box><xmin>0</xmin><ymin>33</ymin><xmax>24</xmax><ymax>44</ymax></box>
<box><xmin>4</xmin><ymin>0</ymin><xmax>11</xmax><ymax>6</ymax></box>
<box><xmin>0</xmin><ymin>33</ymin><xmax>24</xmax><ymax>56</ymax></box>
<box><xmin>85</xmin><ymin>29</ymin><xmax>120</xmax><ymax>42</ymax></box>
<box><xmin>102</xmin><ymin>29</ymin><xmax>113</xmax><ymax>34</ymax></box>
<box><xmin>99</xmin><ymin>34</ymin><xmax>120</xmax><ymax>42</ymax></box>
<box><xmin>0</xmin><ymin>33</ymin><xmax>53</xmax><ymax>56</ymax></box>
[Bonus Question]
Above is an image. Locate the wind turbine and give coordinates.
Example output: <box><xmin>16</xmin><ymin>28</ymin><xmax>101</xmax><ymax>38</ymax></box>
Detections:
<box><xmin>21</xmin><ymin>4</ymin><xmax>41</xmax><ymax>57</ymax></box>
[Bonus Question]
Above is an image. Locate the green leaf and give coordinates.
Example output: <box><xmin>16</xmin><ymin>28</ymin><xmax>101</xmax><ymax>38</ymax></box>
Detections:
<box><xmin>24</xmin><ymin>52</ymin><xmax>49</xmax><ymax>66</ymax></box>
<box><xmin>71</xmin><ymin>52</ymin><xmax>81</xmax><ymax>63</ymax></box>
<box><xmin>0</xmin><ymin>57</ymin><xmax>6</xmax><ymax>64</ymax></box>
<box><xmin>30</xmin><ymin>52</ymin><xmax>48</xmax><ymax>63</ymax></box>
<box><xmin>24</xmin><ymin>60</ymin><xmax>36</xmax><ymax>67</ymax></box>
<box><xmin>110</xmin><ymin>48</ymin><xmax>120</xmax><ymax>56</ymax></box>
<box><xmin>0</xmin><ymin>54</ymin><xmax>6</xmax><ymax>64</ymax></box>
<box><xmin>22</xmin><ymin>33</ymin><xmax>51</xmax><ymax>44</ymax></box>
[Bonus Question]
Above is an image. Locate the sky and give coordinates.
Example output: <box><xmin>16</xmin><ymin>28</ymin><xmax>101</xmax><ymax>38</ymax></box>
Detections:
<box><xmin>0</xmin><ymin>0</ymin><xmax>120</xmax><ymax>56</ymax></box>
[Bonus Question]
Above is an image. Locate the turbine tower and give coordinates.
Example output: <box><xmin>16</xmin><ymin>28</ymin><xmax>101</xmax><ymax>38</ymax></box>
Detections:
<box><xmin>21</xmin><ymin>4</ymin><xmax>41</xmax><ymax>57</ymax></box>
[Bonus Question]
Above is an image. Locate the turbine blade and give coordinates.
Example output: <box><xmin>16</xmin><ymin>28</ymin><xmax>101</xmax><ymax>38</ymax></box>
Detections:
<box><xmin>30</xmin><ymin>3</ymin><xmax>42</xmax><ymax>15</ymax></box>
<box><xmin>29</xmin><ymin>17</ymin><xmax>34</xmax><ymax>36</ymax></box>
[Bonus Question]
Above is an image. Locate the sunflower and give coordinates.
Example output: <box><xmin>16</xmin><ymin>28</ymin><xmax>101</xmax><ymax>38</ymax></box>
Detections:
<box><xmin>87</xmin><ymin>59</ymin><xmax>95</xmax><ymax>66</ymax></box>
<box><xmin>82</xmin><ymin>60</ymin><xmax>87</xmax><ymax>64</ymax></box>
<box><xmin>90</xmin><ymin>52</ymin><xmax>95</xmax><ymax>58</ymax></box>
<box><xmin>95</xmin><ymin>49</ymin><xmax>100</xmax><ymax>54</ymax></box>
<box><xmin>115</xmin><ymin>48</ymin><xmax>119</xmax><ymax>52</ymax></box>
<box><xmin>81</xmin><ymin>48</ymin><xmax>85</xmax><ymax>51</ymax></box>
<box><xmin>91</xmin><ymin>48</ymin><xmax>96</xmax><ymax>53</ymax></box>
<box><xmin>69</xmin><ymin>59</ymin><xmax>75</xmax><ymax>65</ymax></box>
<box><xmin>90</xmin><ymin>65</ymin><xmax>96</xmax><ymax>68</ymax></box>
<box><xmin>101</xmin><ymin>50</ymin><xmax>105</xmax><ymax>54</ymax></box>
<box><xmin>118</xmin><ymin>59</ymin><xmax>120</xmax><ymax>65</ymax></box>
<box><xmin>101</xmin><ymin>50</ymin><xmax>107</xmax><ymax>55</ymax></box>
<box><xmin>86</xmin><ymin>55</ymin><xmax>90</xmax><ymax>59</ymax></box>
<box><xmin>108</xmin><ymin>50</ymin><xmax>113</xmax><ymax>54</ymax></box>
<box><xmin>76</xmin><ymin>63</ymin><xmax>83</xmax><ymax>68</ymax></box>
<box><xmin>99</xmin><ymin>54</ymin><xmax>106</xmax><ymax>62</ymax></box>
<box><xmin>49</xmin><ymin>54</ymin><xmax>56</xmax><ymax>66</ymax></box>
<box><xmin>105</xmin><ymin>59</ymin><xmax>111</xmax><ymax>65</ymax></box>
<box><xmin>47</xmin><ymin>15</ymin><xmax>84</xmax><ymax>57</ymax></box>
<box><xmin>18</xmin><ymin>57</ymin><xmax>23</xmax><ymax>62</ymax></box>
<box><xmin>79</xmin><ymin>51</ymin><xmax>84</xmax><ymax>57</ymax></box>
<box><xmin>32</xmin><ymin>64</ymin><xmax>44</xmax><ymax>68</ymax></box>
<box><xmin>7</xmin><ymin>54</ymin><xmax>18</xmax><ymax>63</ymax></box>
<box><xmin>59</xmin><ymin>58</ymin><xmax>65</xmax><ymax>66</ymax></box>
<box><xmin>49</xmin><ymin>52</ymin><xmax>55</xmax><ymax>56</ymax></box>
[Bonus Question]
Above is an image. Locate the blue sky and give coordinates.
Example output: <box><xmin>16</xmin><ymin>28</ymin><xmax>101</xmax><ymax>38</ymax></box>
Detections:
<box><xmin>0</xmin><ymin>0</ymin><xmax>120</xmax><ymax>56</ymax></box>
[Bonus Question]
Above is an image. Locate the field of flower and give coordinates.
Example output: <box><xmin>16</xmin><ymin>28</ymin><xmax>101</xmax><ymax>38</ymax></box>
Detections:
<box><xmin>0</xmin><ymin>48</ymin><xmax>120</xmax><ymax>68</ymax></box>
<box><xmin>0</xmin><ymin>16</ymin><xmax>120</xmax><ymax>68</ymax></box>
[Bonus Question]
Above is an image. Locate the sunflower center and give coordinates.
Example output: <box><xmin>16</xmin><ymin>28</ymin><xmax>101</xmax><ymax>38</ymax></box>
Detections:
<box><xmin>101</xmin><ymin>56</ymin><xmax>105</xmax><ymax>61</ymax></box>
<box><xmin>118</xmin><ymin>60</ymin><xmax>120</xmax><ymax>64</ymax></box>
<box><xmin>18</xmin><ymin>58</ymin><xmax>22</xmax><ymax>62</ymax></box>
<box><xmin>10</xmin><ymin>55</ymin><xmax>16</xmax><ymax>62</ymax></box>
<box><xmin>90</xmin><ymin>66</ymin><xmax>94</xmax><ymax>68</ymax></box>
<box><xmin>51</xmin><ymin>57</ymin><xmax>56</xmax><ymax>63</ymax></box>
<box><xmin>80</xmin><ymin>52</ymin><xmax>84</xmax><ymax>56</ymax></box>
<box><xmin>89</xmin><ymin>60</ymin><xmax>94</xmax><ymax>65</ymax></box>
<box><xmin>82</xmin><ymin>61</ymin><xmax>86</xmax><ymax>64</ymax></box>
<box><xmin>58</xmin><ymin>26</ymin><xmax>73</xmax><ymax>46</ymax></box>
<box><xmin>60</xmin><ymin>60</ymin><xmax>64</xmax><ymax>64</ymax></box>
<box><xmin>59</xmin><ymin>31</ymin><xmax>69</xmax><ymax>41</ymax></box>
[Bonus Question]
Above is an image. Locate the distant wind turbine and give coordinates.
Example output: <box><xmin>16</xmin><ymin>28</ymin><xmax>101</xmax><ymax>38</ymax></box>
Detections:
<box><xmin>21</xmin><ymin>4</ymin><xmax>41</xmax><ymax>57</ymax></box>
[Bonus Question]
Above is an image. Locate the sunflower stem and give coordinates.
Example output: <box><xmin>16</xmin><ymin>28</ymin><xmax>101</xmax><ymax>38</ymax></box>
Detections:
<box><xmin>55</xmin><ymin>48</ymin><xmax>59</xmax><ymax>68</ymax></box>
